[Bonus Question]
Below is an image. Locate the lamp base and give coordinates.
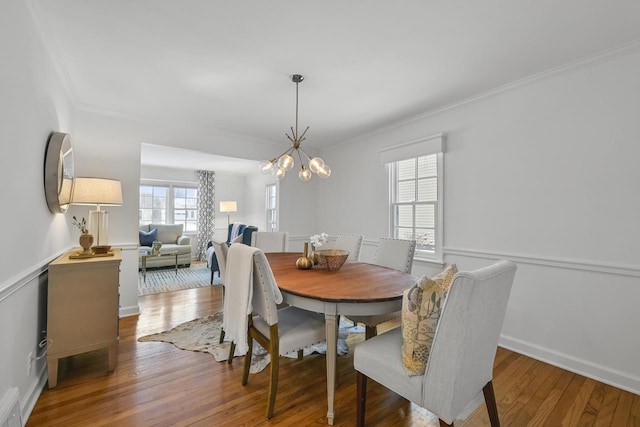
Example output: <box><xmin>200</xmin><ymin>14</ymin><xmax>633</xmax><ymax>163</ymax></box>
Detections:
<box><xmin>88</xmin><ymin>210</ymin><xmax>109</xmax><ymax>247</ymax></box>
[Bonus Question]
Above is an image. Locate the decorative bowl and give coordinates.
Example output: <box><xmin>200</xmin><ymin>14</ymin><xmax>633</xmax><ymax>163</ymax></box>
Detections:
<box><xmin>317</xmin><ymin>249</ymin><xmax>349</xmax><ymax>271</ymax></box>
<box><xmin>92</xmin><ymin>245</ymin><xmax>111</xmax><ymax>254</ymax></box>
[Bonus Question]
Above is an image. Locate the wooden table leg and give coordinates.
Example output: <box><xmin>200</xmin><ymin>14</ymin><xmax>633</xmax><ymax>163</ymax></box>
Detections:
<box><xmin>325</xmin><ymin>313</ymin><xmax>338</xmax><ymax>425</ymax></box>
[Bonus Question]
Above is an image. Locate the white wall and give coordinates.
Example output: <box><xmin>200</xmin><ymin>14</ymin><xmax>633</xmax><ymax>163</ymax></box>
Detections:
<box><xmin>316</xmin><ymin>49</ymin><xmax>640</xmax><ymax>394</ymax></box>
<box><xmin>0</xmin><ymin>0</ymin><xmax>76</xmax><ymax>420</ymax></box>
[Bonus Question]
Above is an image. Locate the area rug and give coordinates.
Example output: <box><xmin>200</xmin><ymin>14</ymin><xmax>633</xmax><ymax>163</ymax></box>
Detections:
<box><xmin>138</xmin><ymin>312</ymin><xmax>365</xmax><ymax>374</ymax></box>
<box><xmin>138</xmin><ymin>262</ymin><xmax>221</xmax><ymax>296</ymax></box>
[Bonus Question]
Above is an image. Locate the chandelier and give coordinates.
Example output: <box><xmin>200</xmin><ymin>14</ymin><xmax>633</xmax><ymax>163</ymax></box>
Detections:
<box><xmin>259</xmin><ymin>74</ymin><xmax>331</xmax><ymax>181</ymax></box>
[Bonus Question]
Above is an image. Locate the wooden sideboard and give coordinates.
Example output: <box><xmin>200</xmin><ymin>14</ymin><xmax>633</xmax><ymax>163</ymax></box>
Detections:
<box><xmin>46</xmin><ymin>248</ymin><xmax>122</xmax><ymax>388</ymax></box>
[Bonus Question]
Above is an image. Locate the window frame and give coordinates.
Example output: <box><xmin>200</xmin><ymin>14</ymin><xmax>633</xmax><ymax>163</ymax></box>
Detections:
<box><xmin>389</xmin><ymin>152</ymin><xmax>444</xmax><ymax>262</ymax></box>
<box><xmin>266</xmin><ymin>183</ymin><xmax>278</xmax><ymax>232</ymax></box>
<box><xmin>139</xmin><ymin>183</ymin><xmax>198</xmax><ymax>232</ymax></box>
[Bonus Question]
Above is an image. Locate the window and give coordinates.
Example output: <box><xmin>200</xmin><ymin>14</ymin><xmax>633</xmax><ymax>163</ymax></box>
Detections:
<box><xmin>266</xmin><ymin>184</ymin><xmax>277</xmax><ymax>232</ymax></box>
<box><xmin>139</xmin><ymin>185</ymin><xmax>167</xmax><ymax>225</ymax></box>
<box><xmin>391</xmin><ymin>155</ymin><xmax>440</xmax><ymax>258</ymax></box>
<box><xmin>139</xmin><ymin>184</ymin><xmax>198</xmax><ymax>231</ymax></box>
<box><xmin>383</xmin><ymin>134</ymin><xmax>444</xmax><ymax>261</ymax></box>
<box><xmin>173</xmin><ymin>187</ymin><xmax>198</xmax><ymax>232</ymax></box>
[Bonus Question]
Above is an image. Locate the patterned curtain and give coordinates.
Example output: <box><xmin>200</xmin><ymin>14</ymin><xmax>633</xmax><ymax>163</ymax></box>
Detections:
<box><xmin>196</xmin><ymin>170</ymin><xmax>215</xmax><ymax>261</ymax></box>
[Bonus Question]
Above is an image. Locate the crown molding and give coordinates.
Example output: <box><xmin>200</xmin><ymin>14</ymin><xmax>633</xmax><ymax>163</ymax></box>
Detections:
<box><xmin>331</xmin><ymin>39</ymin><xmax>640</xmax><ymax>150</ymax></box>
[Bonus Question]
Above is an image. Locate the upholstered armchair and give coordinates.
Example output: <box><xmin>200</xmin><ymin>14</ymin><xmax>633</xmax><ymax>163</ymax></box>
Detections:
<box><xmin>354</xmin><ymin>260</ymin><xmax>517</xmax><ymax>426</ymax></box>
<box><xmin>208</xmin><ymin>223</ymin><xmax>257</xmax><ymax>283</ymax></box>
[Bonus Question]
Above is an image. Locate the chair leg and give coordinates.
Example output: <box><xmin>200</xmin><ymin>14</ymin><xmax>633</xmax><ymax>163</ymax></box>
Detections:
<box><xmin>439</xmin><ymin>420</ymin><xmax>453</xmax><ymax>427</ymax></box>
<box><xmin>297</xmin><ymin>349</ymin><xmax>303</xmax><ymax>360</ymax></box>
<box><xmin>356</xmin><ymin>371</ymin><xmax>367</xmax><ymax>427</ymax></box>
<box><xmin>242</xmin><ymin>336</ymin><xmax>253</xmax><ymax>385</ymax></box>
<box><xmin>483</xmin><ymin>380</ymin><xmax>500</xmax><ymax>427</ymax></box>
<box><xmin>365</xmin><ymin>325</ymin><xmax>377</xmax><ymax>340</ymax></box>
<box><xmin>228</xmin><ymin>341</ymin><xmax>236</xmax><ymax>364</ymax></box>
<box><xmin>266</xmin><ymin>324</ymin><xmax>280</xmax><ymax>419</ymax></box>
<box><xmin>219</xmin><ymin>286</ymin><xmax>226</xmax><ymax>344</ymax></box>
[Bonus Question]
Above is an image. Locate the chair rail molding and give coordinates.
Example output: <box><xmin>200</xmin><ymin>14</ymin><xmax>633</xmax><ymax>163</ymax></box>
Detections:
<box><xmin>444</xmin><ymin>247</ymin><xmax>640</xmax><ymax>278</ymax></box>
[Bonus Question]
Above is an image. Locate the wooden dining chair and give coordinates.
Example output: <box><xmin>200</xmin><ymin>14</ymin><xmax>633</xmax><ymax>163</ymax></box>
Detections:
<box><xmin>250</xmin><ymin>231</ymin><xmax>289</xmax><ymax>252</ymax></box>
<box><xmin>223</xmin><ymin>243</ymin><xmax>326</xmax><ymax>419</ymax></box>
<box><xmin>349</xmin><ymin>237</ymin><xmax>416</xmax><ymax>338</ymax></box>
<box><xmin>354</xmin><ymin>260</ymin><xmax>517</xmax><ymax>427</ymax></box>
<box><xmin>211</xmin><ymin>241</ymin><xmax>231</xmax><ymax>346</ymax></box>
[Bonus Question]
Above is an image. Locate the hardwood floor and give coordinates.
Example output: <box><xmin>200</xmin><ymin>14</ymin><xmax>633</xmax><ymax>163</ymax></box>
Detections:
<box><xmin>28</xmin><ymin>286</ymin><xmax>639</xmax><ymax>426</ymax></box>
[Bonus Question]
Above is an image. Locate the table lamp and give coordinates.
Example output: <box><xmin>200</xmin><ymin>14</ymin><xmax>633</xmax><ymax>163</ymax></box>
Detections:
<box><xmin>70</xmin><ymin>177</ymin><xmax>123</xmax><ymax>247</ymax></box>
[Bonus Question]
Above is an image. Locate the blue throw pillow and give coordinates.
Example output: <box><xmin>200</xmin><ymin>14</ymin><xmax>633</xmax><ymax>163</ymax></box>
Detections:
<box><xmin>139</xmin><ymin>228</ymin><xmax>157</xmax><ymax>246</ymax></box>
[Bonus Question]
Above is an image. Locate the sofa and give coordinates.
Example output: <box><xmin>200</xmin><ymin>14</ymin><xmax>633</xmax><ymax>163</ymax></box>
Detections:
<box><xmin>139</xmin><ymin>223</ymin><xmax>192</xmax><ymax>269</ymax></box>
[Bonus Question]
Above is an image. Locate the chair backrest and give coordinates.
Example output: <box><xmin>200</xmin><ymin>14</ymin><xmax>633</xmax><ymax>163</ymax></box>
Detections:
<box><xmin>212</xmin><ymin>241</ymin><xmax>228</xmax><ymax>280</ymax></box>
<box><xmin>422</xmin><ymin>260</ymin><xmax>517</xmax><ymax>421</ymax></box>
<box><xmin>251</xmin><ymin>232</ymin><xmax>289</xmax><ymax>252</ymax></box>
<box><xmin>227</xmin><ymin>223</ymin><xmax>247</xmax><ymax>244</ymax></box>
<box><xmin>250</xmin><ymin>249</ymin><xmax>283</xmax><ymax>326</ymax></box>
<box><xmin>241</xmin><ymin>226</ymin><xmax>258</xmax><ymax>245</ymax></box>
<box><xmin>334</xmin><ymin>234</ymin><xmax>364</xmax><ymax>262</ymax></box>
<box><xmin>373</xmin><ymin>238</ymin><xmax>416</xmax><ymax>273</ymax></box>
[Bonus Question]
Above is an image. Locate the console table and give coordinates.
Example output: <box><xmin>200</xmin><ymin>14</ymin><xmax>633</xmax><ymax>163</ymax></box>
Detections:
<box><xmin>46</xmin><ymin>248</ymin><xmax>122</xmax><ymax>388</ymax></box>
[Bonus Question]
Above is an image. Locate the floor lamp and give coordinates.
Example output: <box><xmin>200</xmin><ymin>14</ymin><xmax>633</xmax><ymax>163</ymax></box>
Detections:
<box><xmin>70</xmin><ymin>177</ymin><xmax>123</xmax><ymax>247</ymax></box>
<box><xmin>219</xmin><ymin>201</ymin><xmax>237</xmax><ymax>229</ymax></box>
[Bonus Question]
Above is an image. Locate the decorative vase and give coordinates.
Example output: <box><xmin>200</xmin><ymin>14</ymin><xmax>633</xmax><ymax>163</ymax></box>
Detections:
<box><xmin>152</xmin><ymin>240</ymin><xmax>163</xmax><ymax>254</ymax></box>
<box><xmin>79</xmin><ymin>233</ymin><xmax>93</xmax><ymax>255</ymax></box>
<box><xmin>296</xmin><ymin>242</ymin><xmax>314</xmax><ymax>270</ymax></box>
<box><xmin>308</xmin><ymin>244</ymin><xmax>320</xmax><ymax>265</ymax></box>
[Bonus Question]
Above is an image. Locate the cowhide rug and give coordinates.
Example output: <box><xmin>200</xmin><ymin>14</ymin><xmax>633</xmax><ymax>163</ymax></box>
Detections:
<box><xmin>138</xmin><ymin>311</ymin><xmax>365</xmax><ymax>374</ymax></box>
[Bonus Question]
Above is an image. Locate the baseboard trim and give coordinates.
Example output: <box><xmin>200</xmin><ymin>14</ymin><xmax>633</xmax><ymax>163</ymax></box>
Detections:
<box><xmin>499</xmin><ymin>334</ymin><xmax>640</xmax><ymax>395</ymax></box>
<box><xmin>120</xmin><ymin>305</ymin><xmax>140</xmax><ymax>318</ymax></box>
<box><xmin>22</xmin><ymin>362</ymin><xmax>48</xmax><ymax>423</ymax></box>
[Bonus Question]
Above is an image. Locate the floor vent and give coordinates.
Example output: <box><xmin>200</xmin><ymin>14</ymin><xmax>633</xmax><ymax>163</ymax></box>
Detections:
<box><xmin>0</xmin><ymin>388</ymin><xmax>22</xmax><ymax>427</ymax></box>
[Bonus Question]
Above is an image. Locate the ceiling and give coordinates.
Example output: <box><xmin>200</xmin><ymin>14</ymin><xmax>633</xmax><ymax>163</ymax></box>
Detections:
<box><xmin>31</xmin><ymin>1</ymin><xmax>640</xmax><ymax>169</ymax></box>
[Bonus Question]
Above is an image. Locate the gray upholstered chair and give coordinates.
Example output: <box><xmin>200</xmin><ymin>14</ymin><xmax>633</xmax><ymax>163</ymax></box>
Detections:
<box><xmin>333</xmin><ymin>234</ymin><xmax>364</xmax><ymax>262</ymax></box>
<box><xmin>223</xmin><ymin>244</ymin><xmax>325</xmax><ymax>419</ymax></box>
<box><xmin>250</xmin><ymin>231</ymin><xmax>289</xmax><ymax>252</ymax></box>
<box><xmin>349</xmin><ymin>237</ymin><xmax>416</xmax><ymax>338</ymax></box>
<box><xmin>354</xmin><ymin>260</ymin><xmax>517</xmax><ymax>427</ymax></box>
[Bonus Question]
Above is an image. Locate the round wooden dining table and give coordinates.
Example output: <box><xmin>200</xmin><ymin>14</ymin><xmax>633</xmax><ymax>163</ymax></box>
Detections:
<box><xmin>265</xmin><ymin>252</ymin><xmax>417</xmax><ymax>425</ymax></box>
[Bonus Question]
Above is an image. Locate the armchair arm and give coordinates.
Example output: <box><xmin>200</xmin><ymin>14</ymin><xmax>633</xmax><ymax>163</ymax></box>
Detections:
<box><xmin>177</xmin><ymin>235</ymin><xmax>191</xmax><ymax>245</ymax></box>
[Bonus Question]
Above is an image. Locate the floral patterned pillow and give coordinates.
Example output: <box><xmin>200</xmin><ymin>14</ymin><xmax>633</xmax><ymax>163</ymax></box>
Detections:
<box><xmin>401</xmin><ymin>264</ymin><xmax>458</xmax><ymax>376</ymax></box>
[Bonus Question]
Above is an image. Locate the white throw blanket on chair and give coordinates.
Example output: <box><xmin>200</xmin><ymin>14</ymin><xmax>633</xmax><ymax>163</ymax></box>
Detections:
<box><xmin>230</xmin><ymin>223</ymin><xmax>243</xmax><ymax>242</ymax></box>
<box><xmin>222</xmin><ymin>243</ymin><xmax>259</xmax><ymax>355</ymax></box>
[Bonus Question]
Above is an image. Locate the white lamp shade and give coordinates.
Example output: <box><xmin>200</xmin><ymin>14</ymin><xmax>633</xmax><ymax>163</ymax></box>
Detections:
<box><xmin>71</xmin><ymin>177</ymin><xmax>123</xmax><ymax>206</ymax></box>
<box><xmin>219</xmin><ymin>201</ymin><xmax>237</xmax><ymax>213</ymax></box>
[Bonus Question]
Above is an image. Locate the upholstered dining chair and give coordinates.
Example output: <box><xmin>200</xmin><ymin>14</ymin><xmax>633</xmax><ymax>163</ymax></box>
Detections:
<box><xmin>223</xmin><ymin>244</ymin><xmax>326</xmax><ymax>419</ymax></box>
<box><xmin>354</xmin><ymin>260</ymin><xmax>517</xmax><ymax>427</ymax></box>
<box><xmin>333</xmin><ymin>234</ymin><xmax>364</xmax><ymax>262</ymax></box>
<box><xmin>250</xmin><ymin>231</ymin><xmax>289</xmax><ymax>252</ymax></box>
<box><xmin>349</xmin><ymin>237</ymin><xmax>416</xmax><ymax>338</ymax></box>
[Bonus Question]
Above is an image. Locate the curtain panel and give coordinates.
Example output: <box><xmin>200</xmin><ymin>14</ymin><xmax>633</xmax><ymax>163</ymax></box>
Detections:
<box><xmin>196</xmin><ymin>170</ymin><xmax>215</xmax><ymax>260</ymax></box>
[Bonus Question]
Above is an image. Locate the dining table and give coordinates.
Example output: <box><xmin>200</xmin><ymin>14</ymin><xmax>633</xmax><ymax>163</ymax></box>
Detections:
<box><xmin>265</xmin><ymin>252</ymin><xmax>417</xmax><ymax>425</ymax></box>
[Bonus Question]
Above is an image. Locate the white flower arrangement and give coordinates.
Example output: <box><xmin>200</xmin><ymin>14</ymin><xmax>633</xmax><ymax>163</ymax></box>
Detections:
<box><xmin>310</xmin><ymin>232</ymin><xmax>329</xmax><ymax>248</ymax></box>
